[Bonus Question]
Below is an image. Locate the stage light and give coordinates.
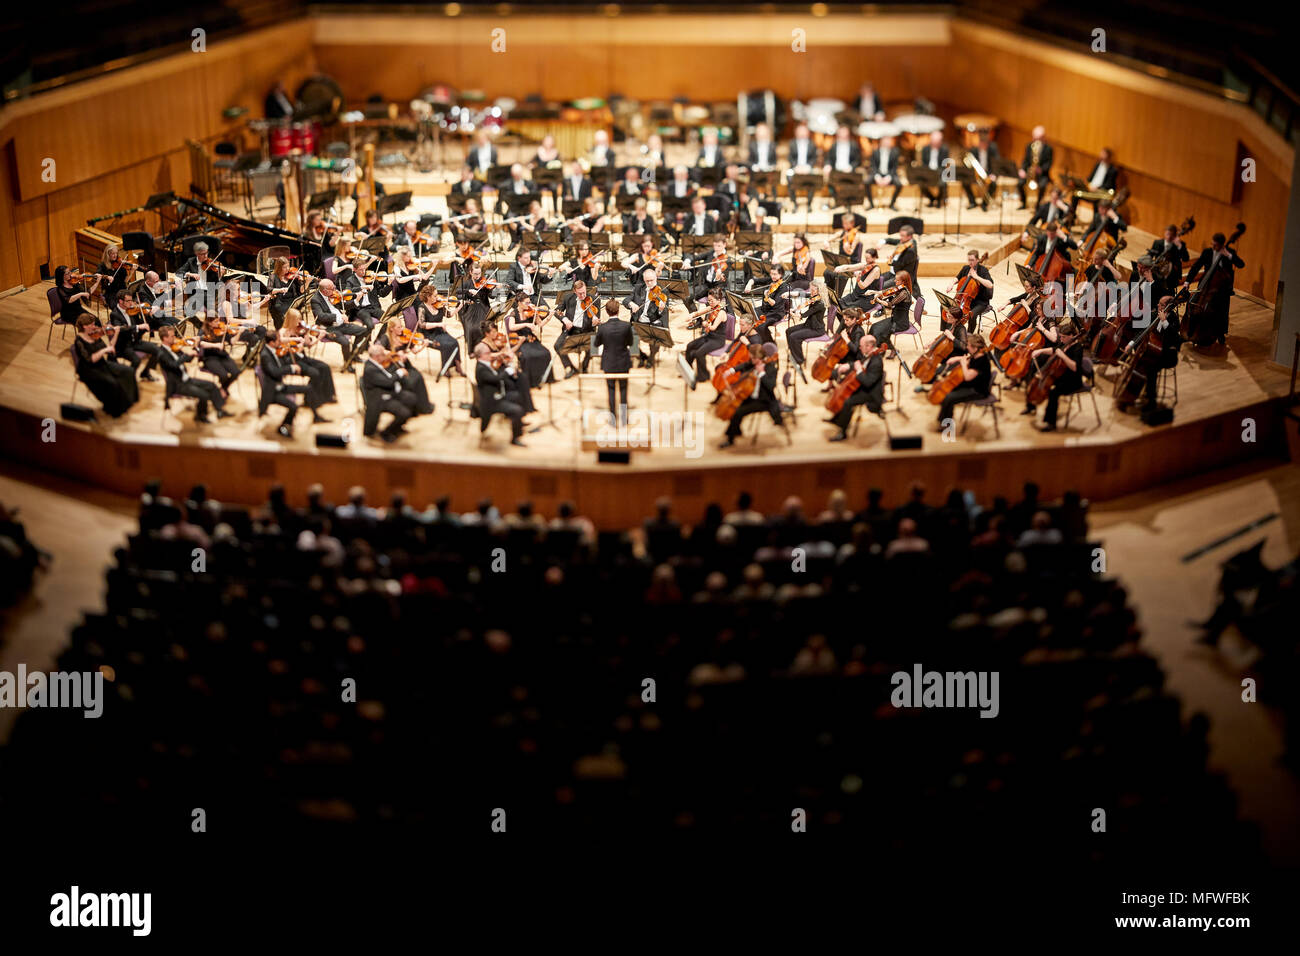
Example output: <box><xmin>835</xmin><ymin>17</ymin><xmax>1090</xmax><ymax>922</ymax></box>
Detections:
<box><xmin>445</xmin><ymin>2</ymin><xmax>462</xmax><ymax>16</ymax></box>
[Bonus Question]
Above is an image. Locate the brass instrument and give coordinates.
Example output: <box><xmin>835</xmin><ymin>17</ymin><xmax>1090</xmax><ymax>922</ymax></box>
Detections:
<box><xmin>963</xmin><ymin>150</ymin><xmax>991</xmax><ymax>205</ymax></box>
<box><xmin>1026</xmin><ymin>140</ymin><xmax>1043</xmax><ymax>195</ymax></box>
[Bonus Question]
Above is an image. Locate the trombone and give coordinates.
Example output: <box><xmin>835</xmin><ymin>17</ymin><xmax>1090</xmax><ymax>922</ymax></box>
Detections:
<box><xmin>963</xmin><ymin>151</ymin><xmax>991</xmax><ymax>205</ymax></box>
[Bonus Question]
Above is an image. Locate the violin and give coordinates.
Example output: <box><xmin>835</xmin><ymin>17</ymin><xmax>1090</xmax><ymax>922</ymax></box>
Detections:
<box><xmin>840</xmin><ymin>227</ymin><xmax>859</xmax><ymax>252</ymax></box>
<box><xmin>648</xmin><ymin>285</ymin><xmax>668</xmax><ymax>310</ymax></box>
<box><xmin>793</xmin><ymin>246</ymin><xmax>811</xmax><ymax>272</ymax></box>
<box><xmin>581</xmin><ymin>296</ymin><xmax>599</xmax><ymax>322</ymax></box>
<box><xmin>519</xmin><ymin>301</ymin><xmax>551</xmax><ymax>324</ymax></box>
<box><xmin>472</xmin><ymin>276</ymin><xmax>498</xmax><ymax>292</ymax></box>
<box><xmin>82</xmin><ymin>324</ymin><xmax>108</xmax><ymax>340</ymax></box>
<box><xmin>711</xmin><ymin>252</ymin><xmax>728</xmax><ymax>277</ymax></box>
<box><xmin>889</xmin><ymin>236</ymin><xmax>915</xmax><ymax>264</ymax></box>
<box><xmin>328</xmin><ymin>289</ymin><xmax>357</xmax><ymax>305</ymax></box>
<box><xmin>170</xmin><ymin>336</ymin><xmax>201</xmax><ymax>352</ymax></box>
<box><xmin>825</xmin><ymin>343</ymin><xmax>888</xmax><ymax>414</ymax></box>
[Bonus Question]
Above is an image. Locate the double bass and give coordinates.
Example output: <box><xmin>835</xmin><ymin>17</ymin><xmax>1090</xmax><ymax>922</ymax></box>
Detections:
<box><xmin>1185</xmin><ymin>222</ymin><xmax>1245</xmax><ymax>347</ymax></box>
<box><xmin>1026</xmin><ymin>232</ymin><xmax>1074</xmax><ymax>283</ymax></box>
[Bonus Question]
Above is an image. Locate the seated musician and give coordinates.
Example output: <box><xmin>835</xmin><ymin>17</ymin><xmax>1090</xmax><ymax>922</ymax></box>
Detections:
<box><xmin>507</xmin><ymin>248</ymin><xmax>556</xmax><ymax>302</ymax></box>
<box><xmin>258</xmin><ymin>329</ymin><xmax>312</xmax><ymax>438</ymax></box>
<box><xmin>785</xmin><ymin>277</ymin><xmax>832</xmax><ymax>367</ymax></box>
<box><xmin>838</xmin><ymin>248</ymin><xmax>883</xmax><ymax>316</ymax></box>
<box><xmin>1027</xmin><ymin>221</ymin><xmax>1077</xmax><ymax>288</ymax></box>
<box><xmin>412</xmin><ymin>283</ymin><xmax>463</xmax><ymax>377</ymax></box>
<box><xmin>155</xmin><ymin>326</ymin><xmax>230</xmax><ymax>422</ymax></box>
<box><xmin>96</xmin><ymin>243</ymin><xmax>136</xmax><ymax>311</ymax></box>
<box><xmin>218</xmin><ymin>276</ymin><xmax>270</xmax><ymax>352</ymax></box>
<box><xmin>147</xmin><ymin>273</ymin><xmax>186</xmax><ymax>327</ymax></box>
<box><xmin>826</xmin><ymin>331</ymin><xmax>886</xmax><ymax>442</ymax></box>
<box><xmin>473</xmin><ymin>341</ymin><xmax>527</xmax><ymax>446</ymax></box>
<box><xmin>913</xmin><ymin>322</ymin><xmax>970</xmax><ymax>394</ymax></box>
<box><xmin>455</xmin><ymin>198</ymin><xmax>485</xmax><ymax>236</ymax></box>
<box><xmin>640</xmin><ymin>133</ymin><xmax>666</xmax><ymax>181</ymax></box>
<box><xmin>108</xmin><ymin>291</ymin><xmax>163</xmax><ymax>381</ymax></box>
<box><xmin>622</xmin><ymin>267</ymin><xmax>671</xmax><ymax>368</ymax></box>
<box><xmin>357</xmin><ymin>208</ymin><xmax>391</xmax><ymax>242</ymax></box>
<box><xmin>390</xmin><ymin>248</ymin><xmax>435</xmax><ymax>298</ymax></box>
<box><xmin>1021</xmin><ymin>187</ymin><xmax>1071</xmax><ymax>243</ymax></box>
<box><xmin>867</xmin><ymin>136</ymin><xmax>903</xmax><ymax>211</ymax></box>
<box><xmin>177</xmin><ymin>241</ymin><xmax>225</xmax><ymax>320</ymax></box>
<box><xmin>533</xmin><ymin>134</ymin><xmax>561</xmax><ymax>168</ymax></box>
<box><xmin>785</xmin><ymin>124</ymin><xmax>821</xmax><ymax>209</ymax></box>
<box><xmin>684</xmin><ymin>288</ymin><xmax>729</xmax><ymax>385</ymax></box>
<box><xmin>917</xmin><ymin>131</ymin><xmax>950</xmax><ymax>208</ymax></box>
<box><xmin>932</xmin><ymin>333</ymin><xmax>993</xmax><ymax>431</ymax></box>
<box><xmin>309</xmin><ymin>279</ymin><xmax>369</xmax><ymax>366</ymax></box>
<box><xmin>680</xmin><ymin>196</ymin><xmax>717</xmax><ymax>238</ymax></box>
<box><xmin>198</xmin><ymin>314</ymin><xmax>239</xmax><ymax>391</ymax></box>
<box><xmin>1116</xmin><ymin>295</ymin><xmax>1182</xmax><ymax>413</ymax></box>
<box><xmin>614</xmin><ymin>167</ymin><xmax>645</xmax><ymax>209</ymax></box>
<box><xmin>867</xmin><ymin>273</ymin><xmax>915</xmax><ymax>349</ymax></box>
<box><xmin>133</xmin><ymin>270</ymin><xmax>175</xmax><ymax>327</ymax></box>
<box><xmin>1022</xmin><ymin>319</ymin><xmax>1084</xmax><ymax>431</ymax></box>
<box><xmin>519</xmin><ymin>199</ymin><xmax>553</xmax><ymax>238</ymax></box>
<box><xmin>268</xmin><ymin>257</ymin><xmax>308</xmax><ymax>330</ymax></box>
<box><xmin>1073</xmin><ymin>249</ymin><xmax>1122</xmax><ymax>336</ymax></box>
<box><xmin>450</xmin><ymin>237</ymin><xmax>483</xmax><ymax>286</ymax></box>
<box><xmin>457</xmin><ymin>261</ymin><xmax>495</xmax><ymax>353</ymax></box>
<box><xmin>506</xmin><ymin>292</ymin><xmax>554</xmax><ymax>387</ymax></box>
<box><xmin>738</xmin><ymin>202</ymin><xmax>772</xmax><ymax>240</ymax></box>
<box><xmin>562</xmin><ymin>159</ymin><xmax>593</xmax><ymax>204</ymax></box>
<box><xmin>280</xmin><ymin>308</ymin><xmax>337</xmax><ymax>409</ymax></box>
<box><xmin>824</xmin><ymin>125</ymin><xmax>862</xmax><ymax>178</ymax></box>
<box><xmin>1008</xmin><ymin>298</ymin><xmax>1057</xmax><ymax>378</ymax></box>
<box><xmin>564</xmin><ymin>239</ymin><xmax>602</xmax><ymax>287</ymax></box>
<box><xmin>963</xmin><ymin>131</ymin><xmax>1000</xmax><ymax>210</ymax></box>
<box><xmin>719</xmin><ymin>342</ymin><xmax>782</xmax><ymax>449</ymax></box>
<box><xmin>392</xmin><ymin>219</ymin><xmax>435</xmax><ymax>258</ymax></box>
<box><xmin>451</xmin><ymin>164</ymin><xmax>483</xmax><ymax>199</ymax></box>
<box><xmin>72</xmin><ymin>314</ymin><xmax>138</xmax><ymax>418</ymax></box>
<box><xmin>883</xmin><ymin>225</ymin><xmax>919</xmax><ymax>289</ymax></box>
<box><xmin>748</xmin><ymin>122</ymin><xmax>778</xmax><ymax>173</ymax></box>
<box><xmin>620</xmin><ymin>234</ymin><xmax>661</xmax><ymax>293</ymax></box>
<box><xmin>835</xmin><ymin>212</ymin><xmax>863</xmax><ymax>263</ymax></box>
<box><xmin>788</xmin><ymin>234</ymin><xmax>816</xmax><ymax>292</ymax></box>
<box><xmin>1082</xmin><ymin>199</ymin><xmax>1127</xmax><ymax>245</ymax></box>
<box><xmin>664</xmin><ymin>165</ymin><xmax>695</xmax><ymax>203</ymax></box>
<box><xmin>685</xmin><ymin>236</ymin><xmax>730</xmax><ymax>310</ymax></box>
<box><xmin>341</xmin><ymin>252</ymin><xmax>389</xmax><ymax>332</ymax></box>
<box><xmin>375</xmin><ymin>320</ymin><xmax>435</xmax><ymax>416</ymax></box>
<box><xmin>1072</xmin><ymin>147</ymin><xmax>1119</xmax><ymax>216</ymax></box>
<box><xmin>556</xmin><ymin>279</ymin><xmax>601</xmax><ymax>378</ymax></box>
<box><xmin>621</xmin><ymin>197</ymin><xmax>659</xmax><ymax>242</ymax></box>
<box><xmin>360</xmin><ymin>344</ymin><xmax>417</xmax><ymax>444</ymax></box>
<box><xmin>945</xmin><ymin>250</ymin><xmax>995</xmax><ymax>333</ymax></box>
<box><xmin>693</xmin><ymin>128</ymin><xmax>724</xmax><ymax>172</ymax></box>
<box><xmin>750</xmin><ymin>263</ymin><xmax>792</xmax><ymax>336</ymax></box>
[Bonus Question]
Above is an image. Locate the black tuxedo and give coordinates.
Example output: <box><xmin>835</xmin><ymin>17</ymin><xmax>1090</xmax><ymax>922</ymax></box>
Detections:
<box><xmin>562</xmin><ymin>176</ymin><xmax>593</xmax><ymax>202</ymax></box>
<box><xmin>158</xmin><ymin>345</ymin><xmax>224</xmax><ymax>417</ymax></box>
<box><xmin>787</xmin><ymin>139</ymin><xmax>820</xmax><ymax>168</ymax></box>
<box><xmin>1018</xmin><ymin>141</ymin><xmax>1054</xmax><ymax>206</ymax></box>
<box><xmin>310</xmin><ymin>290</ymin><xmax>367</xmax><ymax>360</ymax></box>
<box><xmin>725</xmin><ymin>361</ymin><xmax>783</xmax><ymax>438</ymax></box>
<box><xmin>748</xmin><ymin>140</ymin><xmax>778</xmax><ymax>170</ymax></box>
<box><xmin>1147</xmin><ymin>238</ymin><xmax>1190</xmax><ymax>285</ymax></box>
<box><xmin>594</xmin><ymin>316</ymin><xmax>634</xmax><ymax>419</ymax></box>
<box><xmin>1085</xmin><ymin>161</ymin><xmax>1119</xmax><ymax>192</ymax></box>
<box><xmin>361</xmin><ymin>359</ymin><xmax>416</xmax><ymax>438</ymax></box>
<box><xmin>868</xmin><ymin>147</ymin><xmax>903</xmax><ymax>207</ymax></box>
<box><xmin>963</xmin><ymin>143</ymin><xmax>1001</xmax><ymax>206</ymax></box>
<box><xmin>825</xmin><ymin>139</ymin><xmax>862</xmax><ymax>172</ymax></box>
<box><xmin>829</xmin><ymin>352</ymin><xmax>886</xmax><ymax>431</ymax></box>
<box><xmin>475</xmin><ymin>360</ymin><xmax>524</xmax><ymax>437</ymax></box>
<box><xmin>917</xmin><ymin>145</ymin><xmax>951</xmax><ymax>204</ymax></box>
<box><xmin>556</xmin><ymin>293</ymin><xmax>601</xmax><ymax>373</ymax></box>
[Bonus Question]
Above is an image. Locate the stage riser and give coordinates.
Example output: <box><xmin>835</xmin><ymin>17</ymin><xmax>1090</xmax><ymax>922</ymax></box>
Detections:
<box><xmin>3</xmin><ymin>401</ymin><xmax>1289</xmax><ymax>531</ymax></box>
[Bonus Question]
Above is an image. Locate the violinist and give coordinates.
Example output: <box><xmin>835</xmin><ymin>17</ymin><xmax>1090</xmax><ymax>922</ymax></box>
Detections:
<box><xmin>751</xmin><ymin>263</ymin><xmax>792</xmax><ymax>335</ymax></box>
<box><xmin>932</xmin><ymin>333</ymin><xmax>993</xmax><ymax>431</ymax></box>
<box><xmin>54</xmin><ymin>265</ymin><xmax>103</xmax><ymax>326</ymax></box>
<box><xmin>686</xmin><ymin>236</ymin><xmax>729</xmax><ymax>309</ymax></box>
<box><xmin>1182</xmin><ymin>231</ymin><xmax>1244</xmax><ymax>346</ymax></box>
<box><xmin>218</xmin><ymin>276</ymin><xmax>271</xmax><ymax>351</ymax></box>
<box><xmin>837</xmin><ymin>248</ymin><xmax>883</xmax><ymax>316</ymax></box>
<box><xmin>473</xmin><ymin>341</ymin><xmax>527</xmax><ymax>445</ymax></box>
<box><xmin>155</xmin><ymin>326</ymin><xmax>231</xmax><ymax>423</ymax></box>
<box><xmin>556</xmin><ymin>279</ymin><xmax>601</xmax><ymax>378</ymax></box>
<box><xmin>375</xmin><ymin>319</ymin><xmax>436</xmax><ymax>417</ymax></box>
<box><xmin>683</xmin><ymin>288</ymin><xmax>729</xmax><ymax>384</ymax></box>
<box><xmin>622</xmin><ymin>268</ymin><xmax>672</xmax><ymax>368</ymax></box>
<box><xmin>788</xmin><ymin>233</ymin><xmax>816</xmax><ymax>292</ymax></box>
<box><xmin>867</xmin><ymin>272</ymin><xmax>915</xmax><ymax>348</ymax></box>
<box><xmin>719</xmin><ymin>342</ymin><xmax>783</xmax><ymax>448</ymax></box>
<box><xmin>73</xmin><ymin>314</ymin><xmax>138</xmax><ymax>418</ymax></box>
<box><xmin>259</xmin><ymin>330</ymin><xmax>310</xmax><ymax>438</ymax></box>
<box><xmin>506</xmin><ymin>291</ymin><xmax>554</xmax><ymax>386</ymax></box>
<box><xmin>593</xmin><ymin>299</ymin><xmax>633</xmax><ymax>425</ymax></box>
<box><xmin>620</xmin><ymin>235</ymin><xmax>662</xmax><ymax>293</ymax></box>
<box><xmin>883</xmin><ymin>225</ymin><xmax>918</xmax><ymax>289</ymax></box>
<box><xmin>357</xmin><ymin>208</ymin><xmax>391</xmax><ymax>241</ymax></box>
<box><xmin>147</xmin><ymin>273</ymin><xmax>186</xmax><ymax>327</ymax></box>
<box><xmin>835</xmin><ymin>213</ymin><xmax>863</xmax><ymax>263</ymax></box>
<box><xmin>457</xmin><ymin>261</ymin><xmax>496</xmax><ymax>352</ymax></box>
<box><xmin>412</xmin><ymin>282</ymin><xmax>463</xmax><ymax>376</ymax></box>
<box><xmin>390</xmin><ymin>248</ymin><xmax>435</xmax><ymax>297</ymax></box>
<box><xmin>826</xmin><ymin>332</ymin><xmax>886</xmax><ymax>442</ymax></box>
<box><xmin>507</xmin><ymin>248</ymin><xmax>555</xmax><ymax>302</ymax></box>
<box><xmin>393</xmin><ymin>219</ymin><xmax>434</xmax><ymax>257</ymax></box>
<box><xmin>96</xmin><ymin>244</ymin><xmax>136</xmax><ymax>311</ymax></box>
<box><xmin>339</xmin><ymin>250</ymin><xmax>390</xmax><ymax>331</ymax></box>
<box><xmin>268</xmin><ymin>257</ymin><xmax>309</xmax><ymax>330</ymax></box>
<box><xmin>178</xmin><ymin>241</ymin><xmax>224</xmax><ymax>318</ymax></box>
<box><xmin>280</xmin><ymin>307</ymin><xmax>337</xmax><ymax>409</ymax></box>
<box><xmin>309</xmin><ymin>279</ymin><xmax>369</xmax><ymax>366</ymax></box>
<box><xmin>198</xmin><ymin>314</ymin><xmax>239</xmax><ymax>391</ymax></box>
<box><xmin>1022</xmin><ymin>320</ymin><xmax>1082</xmax><ymax>432</ymax></box>
<box><xmin>450</xmin><ymin>237</ymin><xmax>485</xmax><ymax>285</ymax></box>
<box><xmin>361</xmin><ymin>344</ymin><xmax>417</xmax><ymax>444</ymax></box>
<box><xmin>108</xmin><ymin>291</ymin><xmax>163</xmax><ymax>381</ymax></box>
<box><xmin>1116</xmin><ymin>295</ymin><xmax>1182</xmax><ymax>413</ymax></box>
<box><xmin>621</xmin><ymin>197</ymin><xmax>659</xmax><ymax>241</ymax></box>
<box><xmin>564</xmin><ymin>239</ymin><xmax>601</xmax><ymax>286</ymax></box>
<box><xmin>945</xmin><ymin>250</ymin><xmax>994</xmax><ymax>333</ymax></box>
<box><xmin>786</xmin><ymin>280</ymin><xmax>831</xmax><ymax>367</ymax></box>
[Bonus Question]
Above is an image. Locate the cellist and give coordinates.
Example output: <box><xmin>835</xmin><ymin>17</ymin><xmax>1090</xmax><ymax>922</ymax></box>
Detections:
<box><xmin>931</xmin><ymin>333</ymin><xmax>993</xmax><ymax>433</ymax></box>
<box><xmin>1183</xmin><ymin>231</ymin><xmax>1245</xmax><ymax>347</ymax></box>
<box><xmin>1116</xmin><ymin>294</ymin><xmax>1182</xmax><ymax>413</ymax></box>
<box><xmin>718</xmin><ymin>342</ymin><xmax>783</xmax><ymax>448</ymax></box>
<box><xmin>945</xmin><ymin>250</ymin><xmax>994</xmax><ymax>333</ymax></box>
<box><xmin>1026</xmin><ymin>220</ymin><xmax>1077</xmax><ymax>290</ymax></box>
<box><xmin>1022</xmin><ymin>319</ymin><xmax>1084</xmax><ymax>432</ymax></box>
<box><xmin>826</xmin><ymin>332</ymin><xmax>886</xmax><ymax>442</ymax></box>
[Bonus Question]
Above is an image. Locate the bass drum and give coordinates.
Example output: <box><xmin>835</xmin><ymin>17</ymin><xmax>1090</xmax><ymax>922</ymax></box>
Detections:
<box><xmin>295</xmin><ymin>75</ymin><xmax>346</xmax><ymax>123</ymax></box>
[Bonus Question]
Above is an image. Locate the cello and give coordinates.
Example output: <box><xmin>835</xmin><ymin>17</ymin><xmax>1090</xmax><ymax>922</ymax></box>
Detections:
<box><xmin>826</xmin><ymin>343</ymin><xmax>888</xmax><ymax>413</ymax></box>
<box><xmin>714</xmin><ymin>346</ymin><xmax>767</xmax><ymax>421</ymax></box>
<box><xmin>988</xmin><ymin>287</ymin><xmax>1042</xmax><ymax>351</ymax></box>
<box><xmin>1000</xmin><ymin>313</ymin><xmax>1049</xmax><ymax>381</ymax></box>
<box><xmin>1114</xmin><ymin>289</ymin><xmax>1189</xmax><ymax>405</ymax></box>
<box><xmin>911</xmin><ymin>329</ymin><xmax>957</xmax><ymax>384</ymax></box>
<box><xmin>950</xmin><ymin>251</ymin><xmax>990</xmax><ymax>326</ymax></box>
<box><xmin>927</xmin><ymin>344</ymin><xmax>990</xmax><ymax>407</ymax></box>
<box><xmin>1026</xmin><ymin>228</ymin><xmax>1074</xmax><ymax>283</ymax></box>
<box><xmin>1185</xmin><ymin>222</ymin><xmax>1245</xmax><ymax>347</ymax></box>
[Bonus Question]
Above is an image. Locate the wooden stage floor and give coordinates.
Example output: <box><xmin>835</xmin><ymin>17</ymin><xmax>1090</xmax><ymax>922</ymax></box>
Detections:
<box><xmin>2</xmin><ymin>232</ymin><xmax>1293</xmax><ymax>526</ymax></box>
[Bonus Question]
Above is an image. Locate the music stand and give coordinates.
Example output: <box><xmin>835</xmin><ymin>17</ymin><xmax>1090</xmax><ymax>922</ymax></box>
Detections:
<box><xmin>532</xmin><ymin>167</ymin><xmax>562</xmax><ymax>196</ymax></box>
<box><xmin>829</xmin><ymin>172</ymin><xmax>866</xmax><ymax>212</ymax></box>
<box><xmin>788</xmin><ymin>173</ymin><xmax>823</xmax><ymax>221</ymax></box>
<box><xmin>992</xmin><ymin>158</ymin><xmax>1018</xmax><ymax>239</ymax></box>
<box><xmin>747</xmin><ymin>170</ymin><xmax>777</xmax><ymax>198</ymax></box>
<box><xmin>680</xmin><ymin>234</ymin><xmax>715</xmax><ymax>266</ymax></box>
<box><xmin>659</xmin><ymin>277</ymin><xmax>692</xmax><ymax>304</ymax></box>
<box><xmin>306</xmin><ymin>189</ymin><xmax>337</xmax><ymax>214</ymax></box>
<box><xmin>632</xmin><ymin>322</ymin><xmax>675</xmax><ymax>393</ymax></box>
<box><xmin>734</xmin><ymin>230</ymin><xmax>773</xmax><ymax>264</ymax></box>
<box><xmin>382</xmin><ymin>293</ymin><xmax>418</xmax><ymax>321</ymax></box>
<box><xmin>907</xmin><ymin>166</ymin><xmax>940</xmax><ymax>219</ymax></box>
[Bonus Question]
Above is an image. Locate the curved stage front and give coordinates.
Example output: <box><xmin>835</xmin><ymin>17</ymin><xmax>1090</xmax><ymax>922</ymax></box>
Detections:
<box><xmin>1</xmin><ymin>282</ymin><xmax>1292</xmax><ymax>528</ymax></box>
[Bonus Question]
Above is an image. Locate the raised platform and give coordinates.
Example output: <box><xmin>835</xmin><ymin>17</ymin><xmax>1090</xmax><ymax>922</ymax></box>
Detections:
<box><xmin>2</xmin><ymin>235</ymin><xmax>1293</xmax><ymax>528</ymax></box>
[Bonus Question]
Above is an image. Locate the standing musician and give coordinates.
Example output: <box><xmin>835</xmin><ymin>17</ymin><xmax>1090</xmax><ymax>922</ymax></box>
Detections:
<box><xmin>1020</xmin><ymin>320</ymin><xmax>1084</xmax><ymax>432</ymax></box>
<box><xmin>473</xmin><ymin>341</ymin><xmax>527</xmax><ymax>445</ymax></box>
<box><xmin>412</xmin><ymin>283</ymin><xmax>463</xmax><ymax>376</ymax></box>
<box><xmin>556</xmin><ymin>279</ymin><xmax>601</xmax><ymax>378</ymax></box>
<box><xmin>279</xmin><ymin>308</ymin><xmax>337</xmax><ymax>410</ymax></box>
<box><xmin>177</xmin><ymin>241</ymin><xmax>225</xmax><ymax>318</ymax></box>
<box><xmin>826</xmin><ymin>331</ymin><xmax>886</xmax><ymax>442</ymax></box>
<box><xmin>1148</xmin><ymin>224</ymin><xmax>1191</xmax><ymax>286</ymax></box>
<box><xmin>932</xmin><ymin>334</ymin><xmax>993</xmax><ymax>431</ymax></box>
<box><xmin>96</xmin><ymin>244</ymin><xmax>137</xmax><ymax>311</ymax></box>
<box><xmin>867</xmin><ymin>135</ymin><xmax>903</xmax><ymax>211</ymax></box>
<box><xmin>54</xmin><ymin>265</ymin><xmax>103</xmax><ymax>326</ymax></box>
<box><xmin>72</xmin><ymin>314</ymin><xmax>138</xmax><ymax>418</ymax></box>
<box><xmin>1116</xmin><ymin>294</ymin><xmax>1183</xmax><ymax>413</ymax></box>
<box><xmin>622</xmin><ymin>267</ymin><xmax>672</xmax><ymax>367</ymax></box>
<box><xmin>785</xmin><ymin>282</ymin><xmax>831</xmax><ymax>367</ymax></box>
<box><xmin>268</xmin><ymin>257</ymin><xmax>310</xmax><ymax>330</ymax></box>
<box><xmin>883</xmin><ymin>225</ymin><xmax>918</xmax><ymax>290</ymax></box>
<box><xmin>945</xmin><ymin>250</ymin><xmax>995</xmax><ymax>333</ymax></box>
<box><xmin>835</xmin><ymin>212</ymin><xmax>864</xmax><ymax>263</ymax></box>
<box><xmin>917</xmin><ymin>131</ymin><xmax>951</xmax><ymax>208</ymax></box>
<box><xmin>593</xmin><ymin>299</ymin><xmax>634</xmax><ymax>425</ymax></box>
<box><xmin>1183</xmin><ymin>232</ymin><xmax>1245</xmax><ymax>347</ymax></box>
<box><xmin>107</xmin><ymin>291</ymin><xmax>163</xmax><ymax>381</ymax></box>
<box><xmin>375</xmin><ymin>320</ymin><xmax>436</xmax><ymax>417</ymax></box>
<box><xmin>310</xmin><ymin>279</ymin><xmax>369</xmax><ymax>366</ymax></box>
<box><xmin>457</xmin><ymin>261</ymin><xmax>496</xmax><ymax>353</ymax></box>
<box><xmin>507</xmin><ymin>248</ymin><xmax>555</xmax><ymax>303</ymax></box>
<box><xmin>719</xmin><ymin>342</ymin><xmax>783</xmax><ymax>448</ymax></box>
<box><xmin>361</xmin><ymin>344</ymin><xmax>417</xmax><ymax>444</ymax></box>
<box><xmin>564</xmin><ymin>239</ymin><xmax>602</xmax><ymax>287</ymax></box>
<box><xmin>1017</xmin><ymin>126</ymin><xmax>1054</xmax><ymax>209</ymax></box>
<box><xmin>1022</xmin><ymin>187</ymin><xmax>1072</xmax><ymax>241</ymax></box>
<box><xmin>155</xmin><ymin>326</ymin><xmax>230</xmax><ymax>422</ymax></box>
<box><xmin>963</xmin><ymin>131</ymin><xmax>1000</xmax><ymax>210</ymax></box>
<box><xmin>683</xmin><ymin>288</ymin><xmax>729</xmax><ymax>384</ymax></box>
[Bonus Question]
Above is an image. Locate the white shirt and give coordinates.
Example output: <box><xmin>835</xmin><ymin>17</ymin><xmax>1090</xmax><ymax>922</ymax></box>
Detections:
<box><xmin>476</xmin><ymin>145</ymin><xmax>492</xmax><ymax>170</ymax></box>
<box><xmin>835</xmin><ymin>142</ymin><xmax>852</xmax><ymax>171</ymax></box>
<box><xmin>1089</xmin><ymin>162</ymin><xmax>1110</xmax><ymax>189</ymax></box>
<box><xmin>753</xmin><ymin>141</ymin><xmax>772</xmax><ymax>169</ymax></box>
<box><xmin>793</xmin><ymin>140</ymin><xmax>812</xmax><ymax>165</ymax></box>
<box><xmin>700</xmin><ymin>146</ymin><xmax>717</xmax><ymax>166</ymax></box>
<box><xmin>927</xmin><ymin>148</ymin><xmax>940</xmax><ymax>171</ymax></box>
<box><xmin>691</xmin><ymin>215</ymin><xmax>708</xmax><ymax>235</ymax></box>
<box><xmin>570</xmin><ymin>176</ymin><xmax>583</xmax><ymax>196</ymax></box>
